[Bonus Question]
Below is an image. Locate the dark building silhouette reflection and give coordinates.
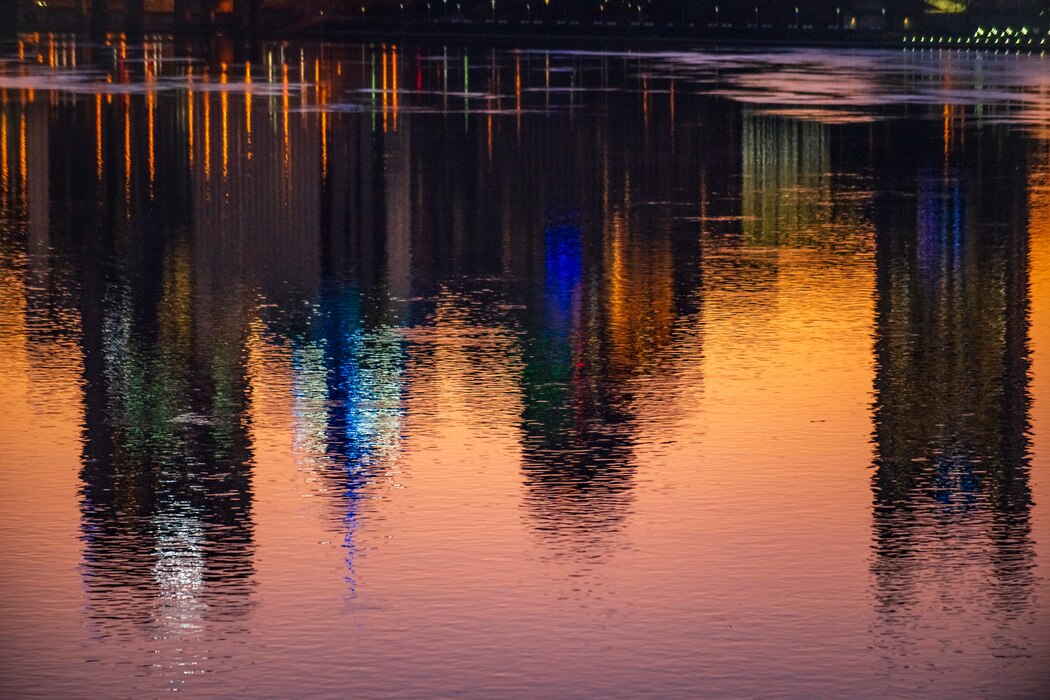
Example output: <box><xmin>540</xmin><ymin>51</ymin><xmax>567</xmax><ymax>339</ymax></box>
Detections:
<box><xmin>498</xmin><ymin>84</ymin><xmax>708</xmax><ymax>553</ymax></box>
<box><xmin>3</xmin><ymin>45</ymin><xmax>339</xmax><ymax>651</ymax></box>
<box><xmin>307</xmin><ymin>47</ymin><xmax>715</xmax><ymax>558</ymax></box>
<box><xmin>63</xmin><ymin>93</ymin><xmax>259</xmax><ymax>643</ymax></box>
<box><xmin>870</xmin><ymin>123</ymin><xmax>1035</xmax><ymax>658</ymax></box>
<box><xmin>308</xmin><ymin>281</ymin><xmax>406</xmax><ymax>589</ymax></box>
<box><xmin>516</xmin><ymin>212</ymin><xmax>639</xmax><ymax>550</ymax></box>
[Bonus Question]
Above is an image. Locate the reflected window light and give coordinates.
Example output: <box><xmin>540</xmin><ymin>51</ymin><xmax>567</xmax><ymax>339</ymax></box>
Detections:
<box><xmin>221</xmin><ymin>87</ymin><xmax>228</xmax><ymax>180</ymax></box>
<box><xmin>188</xmin><ymin>73</ymin><xmax>195</xmax><ymax>168</ymax></box>
<box><xmin>19</xmin><ymin>114</ymin><xmax>25</xmax><ymax>195</ymax></box>
<box><xmin>123</xmin><ymin>95</ymin><xmax>130</xmax><ymax>213</ymax></box>
<box><xmin>204</xmin><ymin>89</ymin><xmax>211</xmax><ymax>180</ymax></box>
<box><xmin>1</xmin><ymin>112</ymin><xmax>7</xmax><ymax>202</ymax></box>
<box><xmin>96</xmin><ymin>93</ymin><xmax>103</xmax><ymax>180</ymax></box>
<box><xmin>545</xmin><ymin>218</ymin><xmax>584</xmax><ymax>323</ymax></box>
<box><xmin>245</xmin><ymin>63</ymin><xmax>252</xmax><ymax>158</ymax></box>
<box><xmin>148</xmin><ymin>89</ymin><xmax>155</xmax><ymax>189</ymax></box>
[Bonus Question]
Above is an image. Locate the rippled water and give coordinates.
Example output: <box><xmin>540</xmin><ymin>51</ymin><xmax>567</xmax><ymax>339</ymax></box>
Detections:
<box><xmin>1</xmin><ymin>37</ymin><xmax>1049</xmax><ymax>698</ymax></box>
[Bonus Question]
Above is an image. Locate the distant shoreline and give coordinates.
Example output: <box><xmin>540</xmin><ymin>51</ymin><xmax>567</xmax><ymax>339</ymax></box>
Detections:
<box><xmin>9</xmin><ymin>11</ymin><xmax>914</xmax><ymax>51</ymax></box>
<box><xmin>274</xmin><ymin>23</ymin><xmax>907</xmax><ymax>51</ymax></box>
<box><xmin>12</xmin><ymin>13</ymin><xmax>1047</xmax><ymax>55</ymax></box>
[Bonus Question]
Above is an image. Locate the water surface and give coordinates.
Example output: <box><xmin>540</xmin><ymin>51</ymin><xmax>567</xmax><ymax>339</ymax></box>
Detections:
<box><xmin>1</xmin><ymin>38</ymin><xmax>1049</xmax><ymax>698</ymax></box>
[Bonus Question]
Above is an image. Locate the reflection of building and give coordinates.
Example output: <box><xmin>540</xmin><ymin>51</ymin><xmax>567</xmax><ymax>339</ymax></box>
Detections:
<box><xmin>741</xmin><ymin>113</ymin><xmax>873</xmax><ymax>251</ymax></box>
<box><xmin>190</xmin><ymin>69</ymin><xmax>321</xmax><ymax>302</ymax></box>
<box><xmin>65</xmin><ymin>102</ymin><xmax>260</xmax><ymax>644</ymax></box>
<box><xmin>306</xmin><ymin>283</ymin><xmax>406</xmax><ymax>587</ymax></box>
<box><xmin>357</xmin><ymin>49</ymin><xmax>713</xmax><ymax>554</ymax></box>
<box><xmin>513</xmin><ymin>193</ymin><xmax>687</xmax><ymax>552</ymax></box>
<box><xmin>517</xmin><ymin>212</ymin><xmax>637</xmax><ymax>548</ymax></box>
<box><xmin>4</xmin><ymin>47</ymin><xmax>350</xmax><ymax>653</ymax></box>
<box><xmin>870</xmin><ymin>130</ymin><xmax>1034</xmax><ymax>659</ymax></box>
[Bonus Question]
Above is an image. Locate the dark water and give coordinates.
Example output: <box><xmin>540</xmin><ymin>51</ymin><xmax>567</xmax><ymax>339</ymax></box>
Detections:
<box><xmin>1</xmin><ymin>37</ymin><xmax>1049</xmax><ymax>698</ymax></box>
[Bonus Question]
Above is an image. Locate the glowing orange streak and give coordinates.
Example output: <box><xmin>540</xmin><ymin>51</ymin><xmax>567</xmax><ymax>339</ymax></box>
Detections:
<box><xmin>515</xmin><ymin>56</ymin><xmax>521</xmax><ymax>112</ymax></box>
<box><xmin>515</xmin><ymin>57</ymin><xmax>522</xmax><ymax>137</ymax></box>
<box><xmin>245</xmin><ymin>63</ymin><xmax>252</xmax><ymax>158</ymax></box>
<box><xmin>124</xmin><ymin>95</ymin><xmax>130</xmax><ymax>212</ymax></box>
<box><xmin>19</xmin><ymin>114</ymin><xmax>26</xmax><ymax>198</ymax></box>
<box><xmin>188</xmin><ymin>79</ymin><xmax>195</xmax><ymax>168</ymax></box>
<box><xmin>204</xmin><ymin>91</ymin><xmax>211</xmax><ymax>180</ymax></box>
<box><xmin>96</xmin><ymin>93</ymin><xmax>103</xmax><ymax>180</ymax></box>
<box><xmin>943</xmin><ymin>103</ymin><xmax>950</xmax><ymax>161</ymax></box>
<box><xmin>148</xmin><ymin>89</ymin><xmax>155</xmax><ymax>186</ymax></box>
<box><xmin>1</xmin><ymin>112</ymin><xmax>8</xmax><ymax>203</ymax></box>
<box><xmin>282</xmin><ymin>64</ymin><xmax>290</xmax><ymax>167</ymax></box>
<box><xmin>321</xmin><ymin>109</ymin><xmax>327</xmax><ymax>179</ymax></box>
<box><xmin>221</xmin><ymin>70</ymin><xmax>228</xmax><ymax>179</ymax></box>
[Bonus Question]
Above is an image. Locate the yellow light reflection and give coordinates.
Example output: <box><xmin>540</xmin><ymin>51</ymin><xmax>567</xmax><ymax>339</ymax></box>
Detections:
<box><xmin>123</xmin><ymin>95</ymin><xmax>131</xmax><ymax>213</ymax></box>
<box><xmin>96</xmin><ymin>93</ymin><xmax>103</xmax><ymax>180</ymax></box>
<box><xmin>221</xmin><ymin>69</ymin><xmax>228</xmax><ymax>180</ymax></box>
<box><xmin>19</xmin><ymin>114</ymin><xmax>26</xmax><ymax>198</ymax></box>
<box><xmin>148</xmin><ymin>90</ymin><xmax>155</xmax><ymax>187</ymax></box>
<box><xmin>1029</xmin><ymin>144</ymin><xmax>1050</xmax><ymax>476</ymax></box>
<box><xmin>943</xmin><ymin>103</ymin><xmax>951</xmax><ymax>161</ymax></box>
<box><xmin>282</xmin><ymin>63</ymin><xmax>290</xmax><ymax>167</ymax></box>
<box><xmin>321</xmin><ymin>110</ymin><xmax>327</xmax><ymax>179</ymax></box>
<box><xmin>245</xmin><ymin>62</ymin><xmax>252</xmax><ymax>159</ymax></box>
<box><xmin>204</xmin><ymin>90</ymin><xmax>211</xmax><ymax>180</ymax></box>
<box><xmin>515</xmin><ymin>56</ymin><xmax>522</xmax><ymax>137</ymax></box>
<box><xmin>188</xmin><ymin>75</ymin><xmax>195</xmax><ymax>168</ymax></box>
<box><xmin>1</xmin><ymin>112</ymin><xmax>7</xmax><ymax>204</ymax></box>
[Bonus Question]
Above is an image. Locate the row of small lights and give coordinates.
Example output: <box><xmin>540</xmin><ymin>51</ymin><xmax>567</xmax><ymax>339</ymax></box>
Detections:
<box><xmin>905</xmin><ymin>26</ymin><xmax>1047</xmax><ymax>47</ymax></box>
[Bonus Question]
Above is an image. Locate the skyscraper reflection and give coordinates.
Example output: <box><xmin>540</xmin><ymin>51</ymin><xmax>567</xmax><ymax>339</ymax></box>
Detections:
<box><xmin>0</xmin><ymin>42</ymin><xmax>332</xmax><ymax>663</ymax></box>
<box><xmin>504</xmin><ymin>116</ymin><xmax>704</xmax><ymax>554</ymax></box>
<box><xmin>517</xmin><ymin>212</ymin><xmax>638</xmax><ymax>550</ymax></box>
<box><xmin>870</xmin><ymin>124</ymin><xmax>1034</xmax><ymax>660</ymax></box>
<box><xmin>65</xmin><ymin>94</ymin><xmax>259</xmax><ymax>644</ymax></box>
<box><xmin>307</xmin><ymin>281</ymin><xmax>406</xmax><ymax>588</ymax></box>
<box><xmin>4</xmin><ymin>34</ymin><xmax>1050</xmax><ymax>699</ymax></box>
